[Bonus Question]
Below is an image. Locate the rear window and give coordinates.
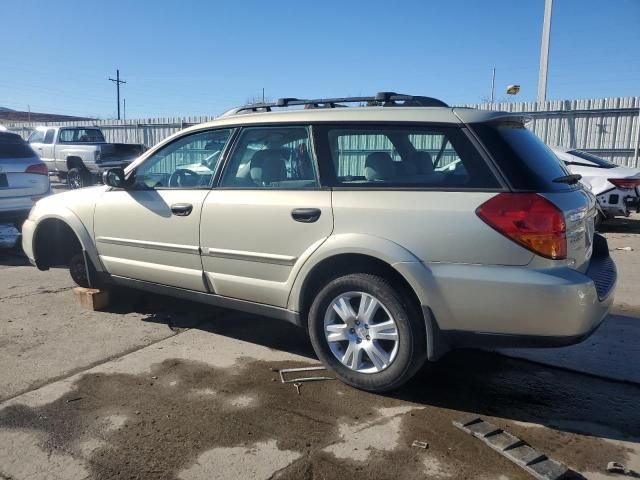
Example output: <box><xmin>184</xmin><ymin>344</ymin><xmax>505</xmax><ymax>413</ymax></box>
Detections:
<box><xmin>317</xmin><ymin>125</ymin><xmax>500</xmax><ymax>189</ymax></box>
<box><xmin>0</xmin><ymin>132</ymin><xmax>36</xmax><ymax>159</ymax></box>
<box><xmin>568</xmin><ymin>150</ymin><xmax>617</xmax><ymax>169</ymax></box>
<box><xmin>59</xmin><ymin>128</ymin><xmax>105</xmax><ymax>143</ymax></box>
<box><xmin>473</xmin><ymin>123</ymin><xmax>575</xmax><ymax>192</ymax></box>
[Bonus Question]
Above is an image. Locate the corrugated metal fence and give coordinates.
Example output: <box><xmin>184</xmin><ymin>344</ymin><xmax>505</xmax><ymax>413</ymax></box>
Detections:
<box><xmin>466</xmin><ymin>97</ymin><xmax>640</xmax><ymax>167</ymax></box>
<box><xmin>3</xmin><ymin>96</ymin><xmax>640</xmax><ymax>167</ymax></box>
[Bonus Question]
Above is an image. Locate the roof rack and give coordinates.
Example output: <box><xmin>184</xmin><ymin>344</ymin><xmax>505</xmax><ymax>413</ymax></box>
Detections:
<box><xmin>221</xmin><ymin>92</ymin><xmax>448</xmax><ymax>117</ymax></box>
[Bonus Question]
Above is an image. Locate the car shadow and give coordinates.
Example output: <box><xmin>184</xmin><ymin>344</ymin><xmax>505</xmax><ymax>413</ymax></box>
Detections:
<box><xmin>105</xmin><ymin>289</ymin><xmax>640</xmax><ymax>447</ymax></box>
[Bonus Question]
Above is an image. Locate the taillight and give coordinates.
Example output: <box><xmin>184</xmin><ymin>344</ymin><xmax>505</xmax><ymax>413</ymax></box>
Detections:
<box><xmin>476</xmin><ymin>193</ymin><xmax>567</xmax><ymax>260</ymax></box>
<box><xmin>608</xmin><ymin>178</ymin><xmax>640</xmax><ymax>190</ymax></box>
<box><xmin>25</xmin><ymin>163</ymin><xmax>48</xmax><ymax>175</ymax></box>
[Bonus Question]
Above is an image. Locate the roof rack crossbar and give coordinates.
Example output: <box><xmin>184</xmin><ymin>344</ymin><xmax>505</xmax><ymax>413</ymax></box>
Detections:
<box><xmin>225</xmin><ymin>92</ymin><xmax>448</xmax><ymax>116</ymax></box>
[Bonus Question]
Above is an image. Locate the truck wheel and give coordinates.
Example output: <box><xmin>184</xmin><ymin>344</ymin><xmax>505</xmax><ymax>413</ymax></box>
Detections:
<box><xmin>67</xmin><ymin>167</ymin><xmax>92</xmax><ymax>189</ymax></box>
<box><xmin>308</xmin><ymin>273</ymin><xmax>427</xmax><ymax>392</ymax></box>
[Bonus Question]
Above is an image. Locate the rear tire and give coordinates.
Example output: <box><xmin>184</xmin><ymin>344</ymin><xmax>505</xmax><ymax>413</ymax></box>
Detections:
<box><xmin>67</xmin><ymin>167</ymin><xmax>92</xmax><ymax>189</ymax></box>
<box><xmin>308</xmin><ymin>273</ymin><xmax>427</xmax><ymax>392</ymax></box>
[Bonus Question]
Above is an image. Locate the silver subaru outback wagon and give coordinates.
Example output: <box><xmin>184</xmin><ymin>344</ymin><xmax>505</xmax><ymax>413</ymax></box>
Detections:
<box><xmin>22</xmin><ymin>93</ymin><xmax>616</xmax><ymax>392</ymax></box>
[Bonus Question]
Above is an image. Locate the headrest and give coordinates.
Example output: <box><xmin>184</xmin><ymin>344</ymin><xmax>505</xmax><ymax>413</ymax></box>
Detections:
<box><xmin>412</xmin><ymin>151</ymin><xmax>434</xmax><ymax>174</ymax></box>
<box><xmin>364</xmin><ymin>152</ymin><xmax>395</xmax><ymax>181</ymax></box>
<box><xmin>250</xmin><ymin>149</ymin><xmax>285</xmax><ymax>185</ymax></box>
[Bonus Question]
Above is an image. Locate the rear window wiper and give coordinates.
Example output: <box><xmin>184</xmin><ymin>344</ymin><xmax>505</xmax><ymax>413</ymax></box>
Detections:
<box><xmin>552</xmin><ymin>173</ymin><xmax>582</xmax><ymax>185</ymax></box>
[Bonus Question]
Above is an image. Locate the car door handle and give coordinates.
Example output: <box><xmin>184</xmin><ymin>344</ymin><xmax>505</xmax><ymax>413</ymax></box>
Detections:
<box><xmin>291</xmin><ymin>208</ymin><xmax>321</xmax><ymax>223</ymax></box>
<box><xmin>171</xmin><ymin>203</ymin><xmax>193</xmax><ymax>216</ymax></box>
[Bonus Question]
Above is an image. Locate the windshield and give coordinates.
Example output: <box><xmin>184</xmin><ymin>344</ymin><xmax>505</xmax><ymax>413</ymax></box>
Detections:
<box><xmin>58</xmin><ymin>128</ymin><xmax>105</xmax><ymax>143</ymax></box>
<box><xmin>568</xmin><ymin>150</ymin><xmax>618</xmax><ymax>169</ymax></box>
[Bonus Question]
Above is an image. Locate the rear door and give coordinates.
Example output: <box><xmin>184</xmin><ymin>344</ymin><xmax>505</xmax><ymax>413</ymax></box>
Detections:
<box><xmin>200</xmin><ymin>125</ymin><xmax>333</xmax><ymax>307</ymax></box>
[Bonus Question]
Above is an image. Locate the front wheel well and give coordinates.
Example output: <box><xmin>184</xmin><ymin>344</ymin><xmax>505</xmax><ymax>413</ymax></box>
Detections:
<box><xmin>33</xmin><ymin>218</ymin><xmax>83</xmax><ymax>270</ymax></box>
<box><xmin>299</xmin><ymin>253</ymin><xmax>423</xmax><ymax>327</ymax></box>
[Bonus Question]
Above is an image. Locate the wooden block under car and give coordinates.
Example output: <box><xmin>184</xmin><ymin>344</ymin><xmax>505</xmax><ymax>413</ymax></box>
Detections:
<box><xmin>73</xmin><ymin>287</ymin><xmax>111</xmax><ymax>311</ymax></box>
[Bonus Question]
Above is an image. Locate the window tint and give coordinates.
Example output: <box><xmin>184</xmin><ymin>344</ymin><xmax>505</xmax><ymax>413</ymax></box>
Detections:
<box><xmin>473</xmin><ymin>123</ymin><xmax>575</xmax><ymax>192</ymax></box>
<box><xmin>28</xmin><ymin>130</ymin><xmax>45</xmax><ymax>143</ymax></box>
<box><xmin>43</xmin><ymin>129</ymin><xmax>55</xmax><ymax>144</ymax></box>
<box><xmin>321</xmin><ymin>125</ymin><xmax>499</xmax><ymax>188</ymax></box>
<box><xmin>59</xmin><ymin>128</ymin><xmax>105</xmax><ymax>143</ymax></box>
<box><xmin>133</xmin><ymin>129</ymin><xmax>233</xmax><ymax>189</ymax></box>
<box><xmin>0</xmin><ymin>132</ymin><xmax>36</xmax><ymax>159</ymax></box>
<box><xmin>220</xmin><ymin>126</ymin><xmax>318</xmax><ymax>189</ymax></box>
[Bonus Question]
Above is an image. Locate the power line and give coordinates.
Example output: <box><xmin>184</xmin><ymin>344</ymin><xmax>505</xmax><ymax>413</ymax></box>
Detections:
<box><xmin>108</xmin><ymin>69</ymin><xmax>126</xmax><ymax>120</ymax></box>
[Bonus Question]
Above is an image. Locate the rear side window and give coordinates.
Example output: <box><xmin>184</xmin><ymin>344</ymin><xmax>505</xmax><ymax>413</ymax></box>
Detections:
<box><xmin>0</xmin><ymin>132</ymin><xmax>36</xmax><ymax>159</ymax></box>
<box><xmin>220</xmin><ymin>126</ymin><xmax>319</xmax><ymax>189</ymax></box>
<box><xmin>59</xmin><ymin>129</ymin><xmax>105</xmax><ymax>143</ymax></box>
<box><xmin>317</xmin><ymin>125</ymin><xmax>500</xmax><ymax>189</ymax></box>
<box><xmin>473</xmin><ymin>123</ymin><xmax>575</xmax><ymax>192</ymax></box>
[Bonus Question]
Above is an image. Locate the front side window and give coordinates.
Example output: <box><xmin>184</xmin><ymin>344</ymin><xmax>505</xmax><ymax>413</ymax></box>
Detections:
<box><xmin>28</xmin><ymin>130</ymin><xmax>45</xmax><ymax>143</ymax></box>
<box><xmin>219</xmin><ymin>126</ymin><xmax>318</xmax><ymax>189</ymax></box>
<box><xmin>132</xmin><ymin>128</ymin><xmax>233</xmax><ymax>189</ymax></box>
<box><xmin>59</xmin><ymin>129</ymin><xmax>105</xmax><ymax>143</ymax></box>
<box><xmin>321</xmin><ymin>125</ymin><xmax>499</xmax><ymax>188</ymax></box>
<box><xmin>43</xmin><ymin>129</ymin><xmax>55</xmax><ymax>144</ymax></box>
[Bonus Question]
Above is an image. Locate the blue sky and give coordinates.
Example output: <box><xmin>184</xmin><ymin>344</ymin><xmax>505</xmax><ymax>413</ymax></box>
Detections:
<box><xmin>2</xmin><ymin>0</ymin><xmax>639</xmax><ymax>119</ymax></box>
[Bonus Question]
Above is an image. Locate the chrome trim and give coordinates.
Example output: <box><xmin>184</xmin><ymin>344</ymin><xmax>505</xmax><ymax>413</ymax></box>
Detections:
<box><xmin>205</xmin><ymin>247</ymin><xmax>297</xmax><ymax>266</ymax></box>
<box><xmin>96</xmin><ymin>236</ymin><xmax>200</xmax><ymax>254</ymax></box>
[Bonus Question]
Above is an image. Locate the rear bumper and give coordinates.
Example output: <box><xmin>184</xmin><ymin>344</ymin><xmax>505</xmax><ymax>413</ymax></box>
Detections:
<box><xmin>397</xmin><ymin>235</ymin><xmax>616</xmax><ymax>357</ymax></box>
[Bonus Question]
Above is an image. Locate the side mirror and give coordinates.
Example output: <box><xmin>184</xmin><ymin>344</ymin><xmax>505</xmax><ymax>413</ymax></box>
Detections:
<box><xmin>103</xmin><ymin>167</ymin><xmax>126</xmax><ymax>188</ymax></box>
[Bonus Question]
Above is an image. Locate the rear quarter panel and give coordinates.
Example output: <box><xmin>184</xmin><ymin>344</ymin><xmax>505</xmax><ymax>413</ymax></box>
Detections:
<box><xmin>330</xmin><ymin>190</ymin><xmax>534</xmax><ymax>265</ymax></box>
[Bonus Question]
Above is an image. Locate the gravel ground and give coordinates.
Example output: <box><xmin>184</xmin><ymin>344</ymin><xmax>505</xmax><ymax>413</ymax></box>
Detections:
<box><xmin>0</xmin><ymin>193</ymin><xmax>639</xmax><ymax>479</ymax></box>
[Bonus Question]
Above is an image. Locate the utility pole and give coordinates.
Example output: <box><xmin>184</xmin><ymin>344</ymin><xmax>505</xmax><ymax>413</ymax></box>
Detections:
<box><xmin>123</xmin><ymin>98</ymin><xmax>126</xmax><ymax>120</ymax></box>
<box><xmin>490</xmin><ymin>67</ymin><xmax>496</xmax><ymax>104</ymax></box>
<box><xmin>262</xmin><ymin>87</ymin><xmax>265</xmax><ymax>103</ymax></box>
<box><xmin>108</xmin><ymin>69</ymin><xmax>126</xmax><ymax>120</ymax></box>
<box><xmin>537</xmin><ymin>0</ymin><xmax>553</xmax><ymax>102</ymax></box>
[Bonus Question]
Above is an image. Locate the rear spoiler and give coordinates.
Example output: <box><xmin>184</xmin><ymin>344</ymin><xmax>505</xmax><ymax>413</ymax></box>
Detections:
<box><xmin>453</xmin><ymin>108</ymin><xmax>533</xmax><ymax>126</ymax></box>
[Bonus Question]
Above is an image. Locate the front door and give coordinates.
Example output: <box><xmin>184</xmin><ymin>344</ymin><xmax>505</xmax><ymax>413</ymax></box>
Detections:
<box><xmin>94</xmin><ymin>128</ymin><xmax>234</xmax><ymax>291</ymax></box>
<box><xmin>200</xmin><ymin>125</ymin><xmax>333</xmax><ymax>307</ymax></box>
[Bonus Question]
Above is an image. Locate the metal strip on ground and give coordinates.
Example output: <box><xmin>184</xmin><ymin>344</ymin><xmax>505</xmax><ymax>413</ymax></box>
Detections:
<box><xmin>453</xmin><ymin>416</ymin><xmax>570</xmax><ymax>480</ymax></box>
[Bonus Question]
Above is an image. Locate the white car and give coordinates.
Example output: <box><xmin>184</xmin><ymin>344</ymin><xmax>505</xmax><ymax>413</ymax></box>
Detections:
<box><xmin>0</xmin><ymin>131</ymin><xmax>51</xmax><ymax>227</ymax></box>
<box><xmin>552</xmin><ymin>147</ymin><xmax>640</xmax><ymax>222</ymax></box>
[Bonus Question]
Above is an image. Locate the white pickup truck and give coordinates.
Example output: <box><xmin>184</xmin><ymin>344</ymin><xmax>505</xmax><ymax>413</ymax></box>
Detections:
<box><xmin>28</xmin><ymin>126</ymin><xmax>144</xmax><ymax>189</ymax></box>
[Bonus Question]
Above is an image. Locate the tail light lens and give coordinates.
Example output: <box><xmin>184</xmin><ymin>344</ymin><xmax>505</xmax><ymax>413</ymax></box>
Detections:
<box><xmin>476</xmin><ymin>193</ymin><xmax>567</xmax><ymax>259</ymax></box>
<box><xmin>25</xmin><ymin>163</ymin><xmax>48</xmax><ymax>175</ymax></box>
<box><xmin>608</xmin><ymin>178</ymin><xmax>640</xmax><ymax>190</ymax></box>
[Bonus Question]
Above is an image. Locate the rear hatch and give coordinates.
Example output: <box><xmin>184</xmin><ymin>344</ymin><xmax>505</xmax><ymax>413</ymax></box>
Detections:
<box><xmin>467</xmin><ymin>118</ymin><xmax>597</xmax><ymax>272</ymax></box>
<box><xmin>0</xmin><ymin>132</ymin><xmax>49</xmax><ymax>198</ymax></box>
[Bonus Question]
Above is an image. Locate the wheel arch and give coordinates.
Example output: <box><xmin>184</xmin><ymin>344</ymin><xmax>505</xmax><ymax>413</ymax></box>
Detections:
<box><xmin>288</xmin><ymin>234</ymin><xmax>448</xmax><ymax>360</ymax></box>
<box><xmin>31</xmin><ymin>211</ymin><xmax>102</xmax><ymax>272</ymax></box>
<box><xmin>66</xmin><ymin>156</ymin><xmax>85</xmax><ymax>170</ymax></box>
